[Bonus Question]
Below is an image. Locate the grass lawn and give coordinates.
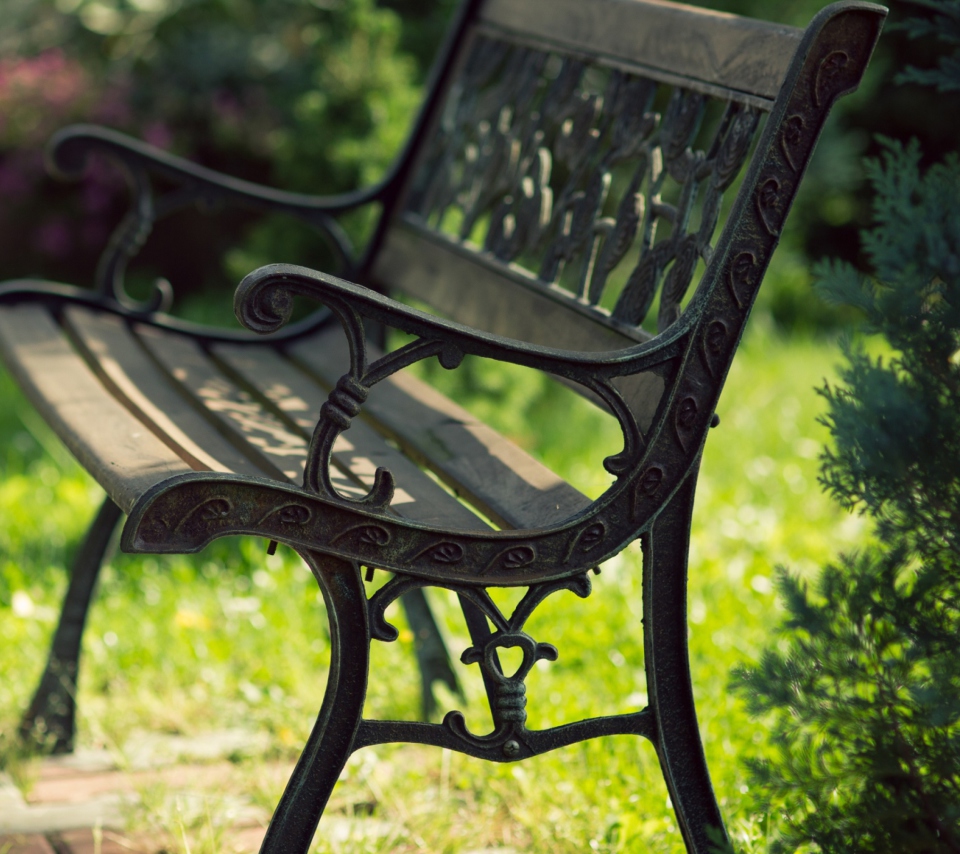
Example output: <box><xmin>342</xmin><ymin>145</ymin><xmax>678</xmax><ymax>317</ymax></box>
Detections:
<box><xmin>0</xmin><ymin>320</ymin><xmax>869</xmax><ymax>853</ymax></box>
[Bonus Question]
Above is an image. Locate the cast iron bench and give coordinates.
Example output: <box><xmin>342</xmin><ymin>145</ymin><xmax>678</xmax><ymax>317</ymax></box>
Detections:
<box><xmin>0</xmin><ymin>0</ymin><xmax>884</xmax><ymax>850</ymax></box>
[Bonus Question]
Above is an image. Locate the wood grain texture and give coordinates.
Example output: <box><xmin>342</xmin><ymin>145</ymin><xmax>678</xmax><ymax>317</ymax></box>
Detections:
<box><xmin>134</xmin><ymin>325</ymin><xmax>308</xmax><ymax>480</ymax></box>
<box><xmin>0</xmin><ymin>305</ymin><xmax>191</xmax><ymax>513</ymax></box>
<box><xmin>375</xmin><ymin>221</ymin><xmax>653</xmax><ymax>348</ymax></box>
<box><xmin>373</xmin><ymin>222</ymin><xmax>666</xmax><ymax>430</ymax></box>
<box><xmin>62</xmin><ymin>307</ymin><xmax>270</xmax><ymax>478</ymax></box>
<box><xmin>213</xmin><ymin>342</ymin><xmax>492</xmax><ymax>531</ymax></box>
<box><xmin>286</xmin><ymin>327</ymin><xmax>592</xmax><ymax>529</ymax></box>
<box><xmin>480</xmin><ymin>0</ymin><xmax>801</xmax><ymax>99</ymax></box>
<box><xmin>134</xmin><ymin>323</ymin><xmax>372</xmax><ymax>503</ymax></box>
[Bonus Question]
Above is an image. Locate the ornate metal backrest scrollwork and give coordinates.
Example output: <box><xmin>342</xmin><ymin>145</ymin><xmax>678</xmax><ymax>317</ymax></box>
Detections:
<box><xmin>406</xmin><ymin>35</ymin><xmax>764</xmax><ymax>334</ymax></box>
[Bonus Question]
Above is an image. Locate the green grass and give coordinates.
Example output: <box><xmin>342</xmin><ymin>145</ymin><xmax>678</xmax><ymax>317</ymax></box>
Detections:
<box><xmin>0</xmin><ymin>321</ymin><xmax>869</xmax><ymax>853</ymax></box>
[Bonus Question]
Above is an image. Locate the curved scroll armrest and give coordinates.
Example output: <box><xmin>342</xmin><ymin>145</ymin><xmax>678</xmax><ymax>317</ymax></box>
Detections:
<box><xmin>48</xmin><ymin>124</ymin><xmax>388</xmax><ymax>225</ymax></box>
<box><xmin>235</xmin><ymin>263</ymin><xmax>691</xmax><ymax>383</ymax></box>
<box><xmin>236</xmin><ymin>263</ymin><xmax>693</xmax><ymax>500</ymax></box>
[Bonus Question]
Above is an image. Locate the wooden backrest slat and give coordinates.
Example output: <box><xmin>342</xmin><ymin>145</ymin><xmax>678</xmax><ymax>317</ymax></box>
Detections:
<box><xmin>286</xmin><ymin>328</ymin><xmax>591</xmax><ymax>529</ymax></box>
<box><xmin>0</xmin><ymin>305</ymin><xmax>191</xmax><ymax>513</ymax></box>
<box><xmin>62</xmin><ymin>307</ymin><xmax>270</xmax><ymax>479</ymax></box>
<box><xmin>373</xmin><ymin>223</ymin><xmax>650</xmax><ymax>350</ymax></box>
<box><xmin>373</xmin><ymin>222</ymin><xmax>667</xmax><ymax>429</ymax></box>
<box><xmin>213</xmin><ymin>340</ymin><xmax>492</xmax><ymax>531</ymax></box>
<box><xmin>479</xmin><ymin>0</ymin><xmax>802</xmax><ymax>100</ymax></box>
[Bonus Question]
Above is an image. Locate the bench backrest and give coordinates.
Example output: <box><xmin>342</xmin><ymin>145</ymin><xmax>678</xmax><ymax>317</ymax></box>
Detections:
<box><xmin>367</xmin><ymin>0</ymin><xmax>880</xmax><ymax>428</ymax></box>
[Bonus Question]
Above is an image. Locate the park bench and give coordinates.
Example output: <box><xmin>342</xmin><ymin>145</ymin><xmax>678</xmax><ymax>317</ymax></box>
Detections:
<box><xmin>0</xmin><ymin>0</ymin><xmax>884</xmax><ymax>850</ymax></box>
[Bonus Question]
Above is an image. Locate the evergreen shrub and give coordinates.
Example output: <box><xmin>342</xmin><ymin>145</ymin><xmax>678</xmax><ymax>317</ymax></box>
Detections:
<box><xmin>732</xmin><ymin>2</ymin><xmax>960</xmax><ymax>851</ymax></box>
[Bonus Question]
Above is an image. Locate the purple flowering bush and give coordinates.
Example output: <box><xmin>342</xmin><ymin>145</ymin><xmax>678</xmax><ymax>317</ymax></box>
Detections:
<box><xmin>0</xmin><ymin>49</ymin><xmax>127</xmax><ymax>282</ymax></box>
<box><xmin>0</xmin><ymin>0</ymin><xmax>436</xmax><ymax>305</ymax></box>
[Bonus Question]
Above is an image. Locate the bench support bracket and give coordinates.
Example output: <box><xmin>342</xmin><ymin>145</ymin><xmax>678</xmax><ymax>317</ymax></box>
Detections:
<box><xmin>19</xmin><ymin>497</ymin><xmax>123</xmax><ymax>753</ymax></box>
<box><xmin>644</xmin><ymin>468</ymin><xmax>727</xmax><ymax>853</ymax></box>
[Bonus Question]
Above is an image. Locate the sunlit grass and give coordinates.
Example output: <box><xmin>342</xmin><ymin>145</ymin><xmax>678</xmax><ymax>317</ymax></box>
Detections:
<box><xmin>0</xmin><ymin>319</ymin><xmax>868</xmax><ymax>853</ymax></box>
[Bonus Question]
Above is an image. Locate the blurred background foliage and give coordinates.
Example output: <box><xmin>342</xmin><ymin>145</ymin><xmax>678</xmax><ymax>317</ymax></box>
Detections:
<box><xmin>0</xmin><ymin>0</ymin><xmax>956</xmax><ymax>320</ymax></box>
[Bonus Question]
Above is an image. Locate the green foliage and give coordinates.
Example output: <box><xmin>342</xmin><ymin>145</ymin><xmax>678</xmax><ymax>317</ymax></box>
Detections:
<box><xmin>894</xmin><ymin>0</ymin><xmax>960</xmax><ymax>91</ymax></box>
<box><xmin>818</xmin><ymin>141</ymin><xmax>960</xmax><ymax>555</ymax></box>
<box><xmin>736</xmin><ymin>547</ymin><xmax>960</xmax><ymax>853</ymax></box>
<box><xmin>0</xmin><ymin>0</ymin><xmax>431</xmax><ymax>294</ymax></box>
<box><xmin>733</xmin><ymin>7</ymin><xmax>960</xmax><ymax>851</ymax></box>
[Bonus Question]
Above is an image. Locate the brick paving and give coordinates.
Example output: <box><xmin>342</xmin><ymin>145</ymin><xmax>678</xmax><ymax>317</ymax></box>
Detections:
<box><xmin>0</xmin><ymin>732</ymin><xmax>400</xmax><ymax>854</ymax></box>
<box><xmin>0</xmin><ymin>734</ymin><xmax>274</xmax><ymax>854</ymax></box>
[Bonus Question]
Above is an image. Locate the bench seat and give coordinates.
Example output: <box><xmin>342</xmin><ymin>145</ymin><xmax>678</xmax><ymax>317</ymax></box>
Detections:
<box><xmin>0</xmin><ymin>300</ymin><xmax>589</xmax><ymax>532</ymax></box>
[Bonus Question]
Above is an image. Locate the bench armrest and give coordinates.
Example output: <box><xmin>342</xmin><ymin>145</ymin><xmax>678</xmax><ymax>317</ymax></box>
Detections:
<box><xmin>236</xmin><ymin>262</ymin><xmax>691</xmax><ymax>502</ymax></box>
<box><xmin>50</xmin><ymin>124</ymin><xmax>386</xmax><ymax>223</ymax></box>
<box><xmin>236</xmin><ymin>263</ymin><xmax>688</xmax><ymax>382</ymax></box>
<box><xmin>47</xmin><ymin>125</ymin><xmax>388</xmax><ymax>312</ymax></box>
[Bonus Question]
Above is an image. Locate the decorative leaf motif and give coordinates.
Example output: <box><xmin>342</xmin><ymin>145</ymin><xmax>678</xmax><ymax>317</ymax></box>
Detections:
<box><xmin>815</xmin><ymin>50</ymin><xmax>850</xmax><ymax>107</ymax></box>
<box><xmin>613</xmin><ymin>242</ymin><xmax>673</xmax><ymax>325</ymax></box>
<box><xmin>578</xmin><ymin>522</ymin><xmax>606</xmax><ymax>552</ymax></box>
<box><xmin>756</xmin><ymin>178</ymin><xmax>783</xmax><ymax>236</ymax></box>
<box><xmin>590</xmin><ymin>172</ymin><xmax>644</xmax><ymax>303</ymax></box>
<box><xmin>714</xmin><ymin>107</ymin><xmax>760</xmax><ymax>190</ymax></box>
<box><xmin>638</xmin><ymin>466</ymin><xmax>664</xmax><ymax>495</ymax></box>
<box><xmin>359</xmin><ymin>525</ymin><xmax>390</xmax><ymax>546</ymax></box>
<box><xmin>277</xmin><ymin>504</ymin><xmax>311</xmax><ymax>525</ymax></box>
<box><xmin>632</xmin><ymin>466</ymin><xmax>665</xmax><ymax>517</ymax></box>
<box><xmin>430</xmin><ymin>542</ymin><xmax>465</xmax><ymax>564</ymax></box>
<box><xmin>202</xmin><ymin>498</ymin><xmax>231</xmax><ymax>520</ymax></box>
<box><xmin>674</xmin><ymin>396</ymin><xmax>700</xmax><ymax>450</ymax></box>
<box><xmin>780</xmin><ymin>115</ymin><xmax>806</xmax><ymax>172</ymax></box>
<box><xmin>329</xmin><ymin>522</ymin><xmax>391</xmax><ymax>548</ymax></box>
<box><xmin>502</xmin><ymin>546</ymin><xmax>537</xmax><ymax>569</ymax></box>
<box><xmin>701</xmin><ymin>320</ymin><xmax>729</xmax><ymax>377</ymax></box>
<box><xmin>728</xmin><ymin>251</ymin><xmax>759</xmax><ymax>308</ymax></box>
<box><xmin>657</xmin><ymin>234</ymin><xmax>700</xmax><ymax>332</ymax></box>
<box><xmin>661</xmin><ymin>89</ymin><xmax>706</xmax><ymax>173</ymax></box>
<box><xmin>607</xmin><ymin>75</ymin><xmax>659</xmax><ymax>163</ymax></box>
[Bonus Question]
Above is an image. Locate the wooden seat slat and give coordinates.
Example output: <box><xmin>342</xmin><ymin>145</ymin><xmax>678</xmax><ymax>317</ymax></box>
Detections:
<box><xmin>132</xmin><ymin>324</ymin><xmax>309</xmax><ymax>481</ymax></box>
<box><xmin>0</xmin><ymin>305</ymin><xmax>191</xmax><ymax>513</ymax></box>
<box><xmin>286</xmin><ymin>328</ymin><xmax>592</xmax><ymax>529</ymax></box>
<box><xmin>212</xmin><ymin>341</ymin><xmax>492</xmax><ymax>531</ymax></box>
<box><xmin>62</xmin><ymin>307</ymin><xmax>270</xmax><ymax>479</ymax></box>
<box><xmin>133</xmin><ymin>323</ymin><xmax>371</xmax><ymax>501</ymax></box>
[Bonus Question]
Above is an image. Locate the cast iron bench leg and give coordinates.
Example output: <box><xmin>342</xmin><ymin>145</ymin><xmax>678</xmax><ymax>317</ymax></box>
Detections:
<box><xmin>400</xmin><ymin>587</ymin><xmax>463</xmax><ymax>718</ymax></box>
<box><xmin>643</xmin><ymin>470</ymin><xmax>728</xmax><ymax>853</ymax></box>
<box><xmin>19</xmin><ymin>496</ymin><xmax>123</xmax><ymax>753</ymax></box>
<box><xmin>259</xmin><ymin>551</ymin><xmax>370</xmax><ymax>854</ymax></box>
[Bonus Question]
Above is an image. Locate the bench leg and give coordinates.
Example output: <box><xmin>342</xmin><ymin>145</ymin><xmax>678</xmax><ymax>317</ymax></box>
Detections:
<box><xmin>259</xmin><ymin>551</ymin><xmax>369</xmax><ymax>854</ymax></box>
<box><xmin>19</xmin><ymin>496</ymin><xmax>123</xmax><ymax>754</ymax></box>
<box><xmin>399</xmin><ymin>588</ymin><xmax>463</xmax><ymax>719</ymax></box>
<box><xmin>643</xmin><ymin>472</ymin><xmax>729</xmax><ymax>853</ymax></box>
